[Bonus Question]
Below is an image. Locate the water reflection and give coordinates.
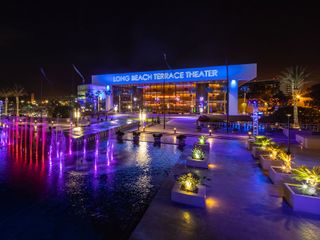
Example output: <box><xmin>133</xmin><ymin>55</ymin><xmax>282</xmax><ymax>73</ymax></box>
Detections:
<box><xmin>0</xmin><ymin>118</ymin><xmax>181</xmax><ymax>238</ymax></box>
<box><xmin>136</xmin><ymin>142</ymin><xmax>151</xmax><ymax>168</ymax></box>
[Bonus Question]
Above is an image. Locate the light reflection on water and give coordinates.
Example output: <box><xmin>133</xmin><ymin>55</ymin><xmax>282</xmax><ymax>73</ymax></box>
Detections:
<box><xmin>0</xmin><ymin>122</ymin><xmax>181</xmax><ymax>239</ymax></box>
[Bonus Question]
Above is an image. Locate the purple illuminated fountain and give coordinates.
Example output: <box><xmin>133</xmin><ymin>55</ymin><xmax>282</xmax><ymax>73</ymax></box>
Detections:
<box><xmin>49</xmin><ymin>127</ymin><xmax>66</xmax><ymax>160</ymax></box>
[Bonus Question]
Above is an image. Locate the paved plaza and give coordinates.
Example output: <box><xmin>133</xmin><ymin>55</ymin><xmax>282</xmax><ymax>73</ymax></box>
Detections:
<box><xmin>128</xmin><ymin>118</ymin><xmax>320</xmax><ymax>240</ymax></box>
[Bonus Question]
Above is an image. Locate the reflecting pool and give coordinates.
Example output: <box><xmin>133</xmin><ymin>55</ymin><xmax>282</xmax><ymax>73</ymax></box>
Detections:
<box><xmin>0</xmin><ymin>122</ymin><xmax>181</xmax><ymax>239</ymax></box>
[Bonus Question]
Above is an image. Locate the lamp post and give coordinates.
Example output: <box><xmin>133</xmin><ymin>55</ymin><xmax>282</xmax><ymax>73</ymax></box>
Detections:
<box><xmin>226</xmin><ymin>60</ymin><xmax>229</xmax><ymax>134</ymax></box>
<box><xmin>163</xmin><ymin>53</ymin><xmax>172</xmax><ymax>129</ymax></box>
<box><xmin>133</xmin><ymin>97</ymin><xmax>137</xmax><ymax>112</ymax></box>
<box><xmin>286</xmin><ymin>113</ymin><xmax>291</xmax><ymax>154</ymax></box>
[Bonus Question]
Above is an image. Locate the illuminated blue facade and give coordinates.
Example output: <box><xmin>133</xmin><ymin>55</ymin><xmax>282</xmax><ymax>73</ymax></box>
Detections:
<box><xmin>86</xmin><ymin>63</ymin><xmax>257</xmax><ymax>115</ymax></box>
<box><xmin>92</xmin><ymin>64</ymin><xmax>256</xmax><ymax>86</ymax></box>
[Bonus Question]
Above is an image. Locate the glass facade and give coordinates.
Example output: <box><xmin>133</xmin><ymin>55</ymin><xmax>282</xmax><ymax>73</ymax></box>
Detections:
<box><xmin>112</xmin><ymin>81</ymin><xmax>228</xmax><ymax>114</ymax></box>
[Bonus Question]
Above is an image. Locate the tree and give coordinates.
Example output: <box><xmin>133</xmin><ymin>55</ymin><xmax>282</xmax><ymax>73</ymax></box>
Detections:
<box><xmin>0</xmin><ymin>89</ymin><xmax>13</xmax><ymax>115</ymax></box>
<box><xmin>280</xmin><ymin>66</ymin><xmax>310</xmax><ymax>128</ymax></box>
<box><xmin>11</xmin><ymin>85</ymin><xmax>26</xmax><ymax>116</ymax></box>
<box><xmin>308</xmin><ymin>83</ymin><xmax>320</xmax><ymax>109</ymax></box>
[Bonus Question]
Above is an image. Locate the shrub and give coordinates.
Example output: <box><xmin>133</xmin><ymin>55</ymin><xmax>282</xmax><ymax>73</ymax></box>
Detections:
<box><xmin>192</xmin><ymin>147</ymin><xmax>205</xmax><ymax>160</ymax></box>
<box><xmin>277</xmin><ymin>150</ymin><xmax>292</xmax><ymax>173</ymax></box>
<box><xmin>292</xmin><ymin>165</ymin><xmax>320</xmax><ymax>195</ymax></box>
<box><xmin>177</xmin><ymin>172</ymin><xmax>200</xmax><ymax>193</ymax></box>
<box><xmin>198</xmin><ymin>136</ymin><xmax>206</xmax><ymax>145</ymax></box>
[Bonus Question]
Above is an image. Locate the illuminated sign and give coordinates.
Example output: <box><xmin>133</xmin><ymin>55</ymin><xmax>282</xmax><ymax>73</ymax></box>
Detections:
<box><xmin>92</xmin><ymin>64</ymin><xmax>257</xmax><ymax>85</ymax></box>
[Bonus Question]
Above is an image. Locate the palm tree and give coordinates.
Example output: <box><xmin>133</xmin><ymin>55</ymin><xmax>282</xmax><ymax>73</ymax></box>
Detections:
<box><xmin>0</xmin><ymin>89</ymin><xmax>13</xmax><ymax>116</ymax></box>
<box><xmin>280</xmin><ymin>66</ymin><xmax>310</xmax><ymax>128</ymax></box>
<box><xmin>11</xmin><ymin>85</ymin><xmax>26</xmax><ymax>116</ymax></box>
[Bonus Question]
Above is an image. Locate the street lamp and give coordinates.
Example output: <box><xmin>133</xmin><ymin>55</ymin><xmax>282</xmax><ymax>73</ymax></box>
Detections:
<box><xmin>286</xmin><ymin>113</ymin><xmax>291</xmax><ymax>154</ymax></box>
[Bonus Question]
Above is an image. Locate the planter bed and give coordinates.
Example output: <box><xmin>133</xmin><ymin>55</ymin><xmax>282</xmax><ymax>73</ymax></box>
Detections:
<box><xmin>194</xmin><ymin>142</ymin><xmax>210</xmax><ymax>152</ymax></box>
<box><xmin>186</xmin><ymin>156</ymin><xmax>209</xmax><ymax>169</ymax></box>
<box><xmin>251</xmin><ymin>146</ymin><xmax>270</xmax><ymax>159</ymax></box>
<box><xmin>283</xmin><ymin>183</ymin><xmax>320</xmax><ymax>214</ymax></box>
<box><xmin>259</xmin><ymin>155</ymin><xmax>282</xmax><ymax>171</ymax></box>
<box><xmin>269</xmin><ymin>166</ymin><xmax>293</xmax><ymax>185</ymax></box>
<box><xmin>246</xmin><ymin>138</ymin><xmax>255</xmax><ymax>150</ymax></box>
<box><xmin>171</xmin><ymin>182</ymin><xmax>206</xmax><ymax>208</ymax></box>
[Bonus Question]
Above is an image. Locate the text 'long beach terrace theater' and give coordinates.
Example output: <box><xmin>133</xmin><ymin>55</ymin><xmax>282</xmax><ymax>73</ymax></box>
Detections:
<box><xmin>77</xmin><ymin>63</ymin><xmax>257</xmax><ymax>115</ymax></box>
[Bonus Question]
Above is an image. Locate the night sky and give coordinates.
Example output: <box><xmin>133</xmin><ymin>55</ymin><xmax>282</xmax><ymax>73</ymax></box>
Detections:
<box><xmin>1</xmin><ymin>1</ymin><xmax>319</xmax><ymax>97</ymax></box>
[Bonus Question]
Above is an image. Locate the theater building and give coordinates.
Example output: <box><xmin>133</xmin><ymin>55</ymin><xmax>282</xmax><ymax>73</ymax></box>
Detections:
<box><xmin>77</xmin><ymin>63</ymin><xmax>257</xmax><ymax>115</ymax></box>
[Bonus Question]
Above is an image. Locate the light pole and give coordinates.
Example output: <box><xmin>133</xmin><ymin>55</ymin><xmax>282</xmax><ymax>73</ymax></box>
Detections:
<box><xmin>226</xmin><ymin>61</ymin><xmax>229</xmax><ymax>133</ymax></box>
<box><xmin>286</xmin><ymin>113</ymin><xmax>291</xmax><ymax>154</ymax></box>
<box><xmin>133</xmin><ymin>97</ymin><xmax>137</xmax><ymax>112</ymax></box>
<box><xmin>163</xmin><ymin>53</ymin><xmax>171</xmax><ymax>130</ymax></box>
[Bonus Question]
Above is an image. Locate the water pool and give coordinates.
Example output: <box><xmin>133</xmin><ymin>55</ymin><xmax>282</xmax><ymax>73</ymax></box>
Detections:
<box><xmin>0</xmin><ymin>138</ymin><xmax>181</xmax><ymax>239</ymax></box>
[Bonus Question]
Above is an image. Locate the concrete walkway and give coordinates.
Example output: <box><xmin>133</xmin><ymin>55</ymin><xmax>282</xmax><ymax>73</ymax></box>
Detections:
<box><xmin>130</xmin><ymin>137</ymin><xmax>320</xmax><ymax>240</ymax></box>
<box><xmin>138</xmin><ymin>117</ymin><xmax>248</xmax><ymax>141</ymax></box>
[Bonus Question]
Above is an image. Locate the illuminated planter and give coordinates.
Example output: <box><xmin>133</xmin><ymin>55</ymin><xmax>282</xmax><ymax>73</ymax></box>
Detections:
<box><xmin>171</xmin><ymin>182</ymin><xmax>206</xmax><ymax>208</ymax></box>
<box><xmin>251</xmin><ymin>146</ymin><xmax>269</xmax><ymax>159</ymax></box>
<box><xmin>259</xmin><ymin>155</ymin><xmax>282</xmax><ymax>171</ymax></box>
<box><xmin>269</xmin><ymin>166</ymin><xmax>292</xmax><ymax>185</ymax></box>
<box><xmin>186</xmin><ymin>156</ymin><xmax>209</xmax><ymax>169</ymax></box>
<box><xmin>246</xmin><ymin>138</ymin><xmax>255</xmax><ymax>150</ymax></box>
<box><xmin>283</xmin><ymin>183</ymin><xmax>320</xmax><ymax>214</ymax></box>
<box><xmin>195</xmin><ymin>143</ymin><xmax>210</xmax><ymax>152</ymax></box>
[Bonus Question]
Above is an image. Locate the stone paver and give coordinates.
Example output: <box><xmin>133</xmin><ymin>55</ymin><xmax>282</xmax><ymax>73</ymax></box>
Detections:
<box><xmin>130</xmin><ymin>137</ymin><xmax>320</xmax><ymax>240</ymax></box>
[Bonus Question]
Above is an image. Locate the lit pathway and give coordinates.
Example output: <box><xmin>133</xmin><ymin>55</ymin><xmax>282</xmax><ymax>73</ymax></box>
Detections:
<box><xmin>130</xmin><ymin>137</ymin><xmax>320</xmax><ymax>240</ymax></box>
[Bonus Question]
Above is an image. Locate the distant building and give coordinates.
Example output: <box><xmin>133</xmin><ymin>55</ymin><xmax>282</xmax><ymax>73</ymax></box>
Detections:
<box><xmin>240</xmin><ymin>79</ymin><xmax>282</xmax><ymax>114</ymax></box>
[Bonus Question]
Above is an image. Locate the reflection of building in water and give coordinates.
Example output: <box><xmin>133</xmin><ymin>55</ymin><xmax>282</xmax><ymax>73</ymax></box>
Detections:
<box><xmin>77</xmin><ymin>64</ymin><xmax>257</xmax><ymax>115</ymax></box>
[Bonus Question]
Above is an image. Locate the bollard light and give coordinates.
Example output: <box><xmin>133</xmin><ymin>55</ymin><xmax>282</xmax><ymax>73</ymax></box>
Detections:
<box><xmin>173</xmin><ymin>127</ymin><xmax>177</xmax><ymax>134</ymax></box>
<box><xmin>209</xmin><ymin>129</ymin><xmax>212</xmax><ymax>136</ymax></box>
